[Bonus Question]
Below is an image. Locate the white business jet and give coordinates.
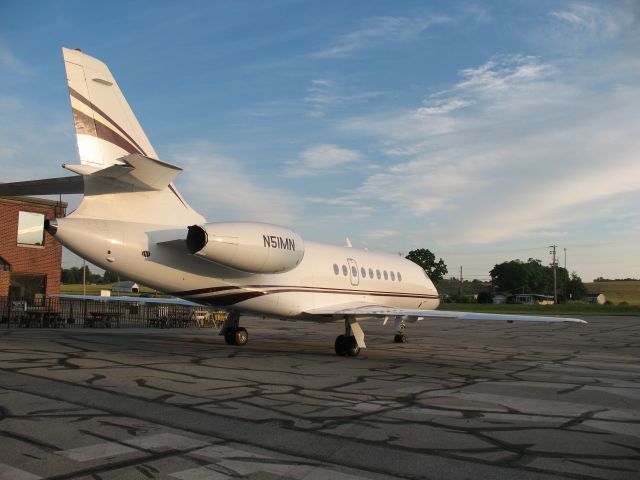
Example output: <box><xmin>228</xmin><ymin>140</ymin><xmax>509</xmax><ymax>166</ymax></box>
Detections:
<box><xmin>0</xmin><ymin>49</ymin><xmax>585</xmax><ymax>356</ymax></box>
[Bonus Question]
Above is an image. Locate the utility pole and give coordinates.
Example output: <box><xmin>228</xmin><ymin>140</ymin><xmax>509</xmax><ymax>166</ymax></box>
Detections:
<box><xmin>564</xmin><ymin>248</ymin><xmax>567</xmax><ymax>304</ymax></box>
<box><xmin>549</xmin><ymin>245</ymin><xmax>557</xmax><ymax>304</ymax></box>
<box><xmin>459</xmin><ymin>266</ymin><xmax>463</xmax><ymax>299</ymax></box>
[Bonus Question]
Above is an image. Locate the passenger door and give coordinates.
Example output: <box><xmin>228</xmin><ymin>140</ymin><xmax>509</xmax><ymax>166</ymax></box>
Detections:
<box><xmin>347</xmin><ymin>258</ymin><xmax>359</xmax><ymax>286</ymax></box>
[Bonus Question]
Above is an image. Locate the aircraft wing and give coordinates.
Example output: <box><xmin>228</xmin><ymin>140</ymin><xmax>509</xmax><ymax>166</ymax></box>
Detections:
<box><xmin>303</xmin><ymin>302</ymin><xmax>586</xmax><ymax>323</ymax></box>
<box><xmin>0</xmin><ymin>176</ymin><xmax>84</xmax><ymax>195</ymax></box>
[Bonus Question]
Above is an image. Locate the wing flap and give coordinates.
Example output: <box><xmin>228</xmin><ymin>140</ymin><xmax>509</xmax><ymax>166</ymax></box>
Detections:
<box><xmin>304</xmin><ymin>303</ymin><xmax>586</xmax><ymax>323</ymax></box>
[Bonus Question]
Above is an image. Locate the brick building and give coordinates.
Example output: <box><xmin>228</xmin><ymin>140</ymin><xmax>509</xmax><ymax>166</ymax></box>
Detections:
<box><xmin>0</xmin><ymin>196</ymin><xmax>67</xmax><ymax>301</ymax></box>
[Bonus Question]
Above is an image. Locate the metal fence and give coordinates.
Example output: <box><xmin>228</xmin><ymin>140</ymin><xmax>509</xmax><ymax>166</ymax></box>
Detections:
<box><xmin>0</xmin><ymin>296</ymin><xmax>225</xmax><ymax>329</ymax></box>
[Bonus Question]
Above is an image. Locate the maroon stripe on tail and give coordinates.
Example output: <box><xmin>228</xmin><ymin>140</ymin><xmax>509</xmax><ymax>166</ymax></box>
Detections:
<box><xmin>69</xmin><ymin>87</ymin><xmax>148</xmax><ymax>156</ymax></box>
<box><xmin>73</xmin><ymin>108</ymin><xmax>142</xmax><ymax>155</ymax></box>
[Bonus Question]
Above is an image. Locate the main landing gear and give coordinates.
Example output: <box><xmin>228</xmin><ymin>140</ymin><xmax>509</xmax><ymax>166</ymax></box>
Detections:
<box><xmin>335</xmin><ymin>316</ymin><xmax>365</xmax><ymax>357</ymax></box>
<box><xmin>393</xmin><ymin>318</ymin><xmax>407</xmax><ymax>343</ymax></box>
<box><xmin>220</xmin><ymin>311</ymin><xmax>248</xmax><ymax>346</ymax></box>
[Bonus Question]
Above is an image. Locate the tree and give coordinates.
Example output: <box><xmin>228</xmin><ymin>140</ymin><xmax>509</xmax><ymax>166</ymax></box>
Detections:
<box><xmin>405</xmin><ymin>249</ymin><xmax>448</xmax><ymax>285</ymax></box>
<box><xmin>566</xmin><ymin>272</ymin><xmax>587</xmax><ymax>301</ymax></box>
<box><xmin>477</xmin><ymin>291</ymin><xmax>494</xmax><ymax>304</ymax></box>
<box><xmin>490</xmin><ymin>258</ymin><xmax>568</xmax><ymax>295</ymax></box>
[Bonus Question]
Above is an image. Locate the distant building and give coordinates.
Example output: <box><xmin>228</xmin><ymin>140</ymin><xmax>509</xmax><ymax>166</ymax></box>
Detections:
<box><xmin>586</xmin><ymin>293</ymin><xmax>606</xmax><ymax>305</ymax></box>
<box><xmin>493</xmin><ymin>294</ymin><xmax>507</xmax><ymax>304</ymax></box>
<box><xmin>512</xmin><ymin>294</ymin><xmax>555</xmax><ymax>305</ymax></box>
<box><xmin>111</xmin><ymin>281</ymin><xmax>140</xmax><ymax>293</ymax></box>
<box><xmin>0</xmin><ymin>196</ymin><xmax>67</xmax><ymax>301</ymax></box>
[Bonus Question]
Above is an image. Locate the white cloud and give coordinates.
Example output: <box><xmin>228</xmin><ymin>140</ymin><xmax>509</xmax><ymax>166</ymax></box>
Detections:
<box><xmin>313</xmin><ymin>15</ymin><xmax>448</xmax><ymax>59</ymax></box>
<box><xmin>304</xmin><ymin>78</ymin><xmax>382</xmax><ymax>117</ymax></box>
<box><xmin>339</xmin><ymin>52</ymin><xmax>640</xmax><ymax>247</ymax></box>
<box><xmin>417</xmin><ymin>98</ymin><xmax>472</xmax><ymax>116</ymax></box>
<box><xmin>284</xmin><ymin>144</ymin><xmax>362</xmax><ymax>177</ymax></box>
<box><xmin>550</xmin><ymin>2</ymin><xmax>633</xmax><ymax>38</ymax></box>
<box><xmin>168</xmin><ymin>142</ymin><xmax>298</xmax><ymax>225</ymax></box>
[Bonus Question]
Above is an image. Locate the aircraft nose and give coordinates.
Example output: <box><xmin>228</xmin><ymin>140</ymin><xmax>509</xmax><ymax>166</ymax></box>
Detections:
<box><xmin>45</xmin><ymin>218</ymin><xmax>58</xmax><ymax>235</ymax></box>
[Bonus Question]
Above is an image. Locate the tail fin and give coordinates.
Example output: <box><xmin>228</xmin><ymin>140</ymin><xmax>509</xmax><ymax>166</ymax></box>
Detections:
<box><xmin>62</xmin><ymin>48</ymin><xmax>204</xmax><ymax>225</ymax></box>
<box><xmin>63</xmin><ymin>47</ymin><xmax>157</xmax><ymax>168</ymax></box>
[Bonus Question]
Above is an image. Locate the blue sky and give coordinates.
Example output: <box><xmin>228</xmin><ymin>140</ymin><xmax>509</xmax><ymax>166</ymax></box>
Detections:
<box><xmin>1</xmin><ymin>0</ymin><xmax>639</xmax><ymax>282</ymax></box>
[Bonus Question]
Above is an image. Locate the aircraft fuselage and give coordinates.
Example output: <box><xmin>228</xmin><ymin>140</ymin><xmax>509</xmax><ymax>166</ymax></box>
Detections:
<box><xmin>50</xmin><ymin>217</ymin><xmax>440</xmax><ymax>319</ymax></box>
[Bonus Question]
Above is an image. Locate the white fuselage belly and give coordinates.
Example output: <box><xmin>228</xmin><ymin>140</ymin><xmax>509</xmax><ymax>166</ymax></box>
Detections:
<box><xmin>53</xmin><ymin>217</ymin><xmax>439</xmax><ymax>318</ymax></box>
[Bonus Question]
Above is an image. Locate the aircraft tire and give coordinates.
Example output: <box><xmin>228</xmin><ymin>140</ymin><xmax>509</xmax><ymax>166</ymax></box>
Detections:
<box><xmin>394</xmin><ymin>334</ymin><xmax>407</xmax><ymax>343</ymax></box>
<box><xmin>346</xmin><ymin>336</ymin><xmax>360</xmax><ymax>357</ymax></box>
<box><xmin>234</xmin><ymin>327</ymin><xmax>249</xmax><ymax>346</ymax></box>
<box><xmin>224</xmin><ymin>329</ymin><xmax>236</xmax><ymax>345</ymax></box>
<box><xmin>334</xmin><ymin>334</ymin><xmax>347</xmax><ymax>356</ymax></box>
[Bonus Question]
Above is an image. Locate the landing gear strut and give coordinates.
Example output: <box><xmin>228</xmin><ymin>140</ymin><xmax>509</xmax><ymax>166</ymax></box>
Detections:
<box><xmin>394</xmin><ymin>318</ymin><xmax>407</xmax><ymax>343</ymax></box>
<box><xmin>334</xmin><ymin>316</ymin><xmax>364</xmax><ymax>357</ymax></box>
<box><xmin>220</xmin><ymin>312</ymin><xmax>248</xmax><ymax>346</ymax></box>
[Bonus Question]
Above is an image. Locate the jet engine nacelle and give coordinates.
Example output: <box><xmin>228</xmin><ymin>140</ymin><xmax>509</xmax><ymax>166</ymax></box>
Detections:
<box><xmin>186</xmin><ymin>222</ymin><xmax>305</xmax><ymax>274</ymax></box>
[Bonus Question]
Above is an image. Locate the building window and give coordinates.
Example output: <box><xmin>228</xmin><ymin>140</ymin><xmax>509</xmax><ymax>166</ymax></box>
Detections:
<box><xmin>333</xmin><ymin>264</ymin><xmax>339</xmax><ymax>275</ymax></box>
<box><xmin>17</xmin><ymin>211</ymin><xmax>45</xmax><ymax>247</ymax></box>
<box><xmin>0</xmin><ymin>257</ymin><xmax>11</xmax><ymax>272</ymax></box>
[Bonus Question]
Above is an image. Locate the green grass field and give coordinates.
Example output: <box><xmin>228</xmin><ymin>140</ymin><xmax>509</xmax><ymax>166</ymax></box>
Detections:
<box><xmin>584</xmin><ymin>280</ymin><xmax>640</xmax><ymax>305</ymax></box>
<box><xmin>60</xmin><ymin>283</ymin><xmax>162</xmax><ymax>296</ymax></box>
<box><xmin>437</xmin><ymin>302</ymin><xmax>640</xmax><ymax>316</ymax></box>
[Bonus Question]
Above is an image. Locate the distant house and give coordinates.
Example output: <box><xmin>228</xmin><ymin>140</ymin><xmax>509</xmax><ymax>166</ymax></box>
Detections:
<box><xmin>512</xmin><ymin>294</ymin><xmax>555</xmax><ymax>305</ymax></box>
<box><xmin>111</xmin><ymin>281</ymin><xmax>139</xmax><ymax>293</ymax></box>
<box><xmin>493</xmin><ymin>294</ymin><xmax>507</xmax><ymax>304</ymax></box>
<box><xmin>586</xmin><ymin>293</ymin><xmax>606</xmax><ymax>305</ymax></box>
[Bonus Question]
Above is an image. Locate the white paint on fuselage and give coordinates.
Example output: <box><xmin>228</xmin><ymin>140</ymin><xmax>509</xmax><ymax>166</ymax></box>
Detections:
<box><xmin>53</xmin><ymin>216</ymin><xmax>439</xmax><ymax>319</ymax></box>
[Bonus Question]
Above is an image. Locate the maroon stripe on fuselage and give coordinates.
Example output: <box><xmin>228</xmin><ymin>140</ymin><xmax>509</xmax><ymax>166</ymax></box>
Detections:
<box><xmin>172</xmin><ymin>284</ymin><xmax>438</xmax><ymax>299</ymax></box>
<box><xmin>175</xmin><ymin>285</ymin><xmax>438</xmax><ymax>307</ymax></box>
<box><xmin>200</xmin><ymin>291</ymin><xmax>266</xmax><ymax>307</ymax></box>
<box><xmin>69</xmin><ymin>87</ymin><xmax>148</xmax><ymax>156</ymax></box>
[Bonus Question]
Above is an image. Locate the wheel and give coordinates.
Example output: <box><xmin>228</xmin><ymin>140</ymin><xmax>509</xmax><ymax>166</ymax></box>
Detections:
<box><xmin>394</xmin><ymin>334</ymin><xmax>407</xmax><ymax>343</ymax></box>
<box><xmin>224</xmin><ymin>328</ymin><xmax>236</xmax><ymax>345</ymax></box>
<box><xmin>234</xmin><ymin>327</ymin><xmax>248</xmax><ymax>346</ymax></box>
<box><xmin>346</xmin><ymin>336</ymin><xmax>360</xmax><ymax>357</ymax></box>
<box><xmin>334</xmin><ymin>334</ymin><xmax>347</xmax><ymax>356</ymax></box>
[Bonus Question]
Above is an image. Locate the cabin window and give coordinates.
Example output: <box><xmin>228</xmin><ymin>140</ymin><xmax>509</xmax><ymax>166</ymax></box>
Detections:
<box><xmin>384</xmin><ymin>270</ymin><xmax>388</xmax><ymax>280</ymax></box>
<box><xmin>376</xmin><ymin>269</ymin><xmax>381</xmax><ymax>279</ymax></box>
<box><xmin>351</xmin><ymin>266</ymin><xmax>357</xmax><ymax>277</ymax></box>
<box><xmin>361</xmin><ymin>267</ymin><xmax>366</xmax><ymax>278</ymax></box>
<box><xmin>333</xmin><ymin>264</ymin><xmax>339</xmax><ymax>275</ymax></box>
<box><xmin>397</xmin><ymin>272</ymin><xmax>402</xmax><ymax>282</ymax></box>
<box><xmin>390</xmin><ymin>271</ymin><xmax>395</xmax><ymax>281</ymax></box>
<box><xmin>369</xmin><ymin>268</ymin><xmax>374</xmax><ymax>278</ymax></box>
<box><xmin>342</xmin><ymin>265</ymin><xmax>348</xmax><ymax>276</ymax></box>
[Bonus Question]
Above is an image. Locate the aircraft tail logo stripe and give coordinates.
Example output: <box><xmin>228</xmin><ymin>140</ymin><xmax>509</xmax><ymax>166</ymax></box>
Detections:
<box><xmin>69</xmin><ymin>87</ymin><xmax>148</xmax><ymax>156</ymax></box>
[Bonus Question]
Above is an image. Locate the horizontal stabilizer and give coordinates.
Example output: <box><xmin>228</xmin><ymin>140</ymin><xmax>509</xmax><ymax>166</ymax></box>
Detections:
<box><xmin>0</xmin><ymin>176</ymin><xmax>84</xmax><ymax>196</ymax></box>
<box><xmin>92</xmin><ymin>154</ymin><xmax>182</xmax><ymax>190</ymax></box>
